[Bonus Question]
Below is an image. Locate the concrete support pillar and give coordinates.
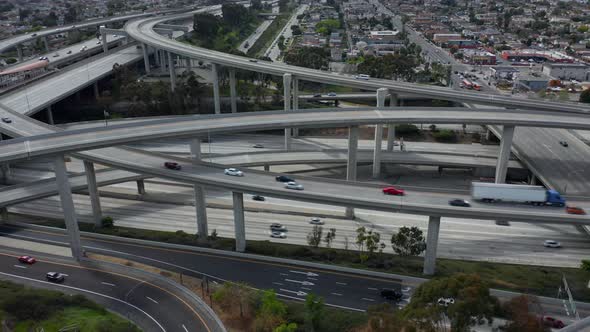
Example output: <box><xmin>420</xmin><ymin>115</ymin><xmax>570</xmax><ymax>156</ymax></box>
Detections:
<box><xmin>264</xmin><ymin>164</ymin><xmax>270</xmax><ymax>172</ymax></box>
<box><xmin>387</xmin><ymin>92</ymin><xmax>398</xmax><ymax>152</ymax></box>
<box><xmin>168</xmin><ymin>51</ymin><xmax>176</xmax><ymax>92</ymax></box>
<box><xmin>142</xmin><ymin>43</ymin><xmax>150</xmax><ymax>74</ymax></box>
<box><xmin>75</xmin><ymin>91</ymin><xmax>81</xmax><ymax>103</ymax></box>
<box><xmin>485</xmin><ymin>128</ymin><xmax>492</xmax><ymax>141</ymax></box>
<box><xmin>229</xmin><ymin>69</ymin><xmax>237</xmax><ymax>114</ymax></box>
<box><xmin>292</xmin><ymin>77</ymin><xmax>299</xmax><ymax>137</ymax></box>
<box><xmin>46</xmin><ymin>106</ymin><xmax>54</xmax><ymax>125</ymax></box>
<box><xmin>186</xmin><ymin>57</ymin><xmax>192</xmax><ymax>70</ymax></box>
<box><xmin>101</xmin><ymin>33</ymin><xmax>107</xmax><ymax>53</ymax></box>
<box><xmin>212</xmin><ymin>63</ymin><xmax>221</xmax><ymax>114</ymax></box>
<box><xmin>154</xmin><ymin>48</ymin><xmax>160</xmax><ymax>67</ymax></box>
<box><xmin>423</xmin><ymin>216</ymin><xmax>441</xmax><ymax>275</ymax></box>
<box><xmin>345</xmin><ymin>126</ymin><xmax>359</xmax><ymax>219</ymax></box>
<box><xmin>283</xmin><ymin>73</ymin><xmax>292</xmax><ymax>150</ymax></box>
<box><xmin>232</xmin><ymin>192</ymin><xmax>246</xmax><ymax>252</ymax></box>
<box><xmin>83</xmin><ymin>161</ymin><xmax>102</xmax><ymax>227</ymax></box>
<box><xmin>136</xmin><ymin>180</ymin><xmax>146</xmax><ymax>195</ymax></box>
<box><xmin>54</xmin><ymin>156</ymin><xmax>83</xmax><ymax>260</ymax></box>
<box><xmin>0</xmin><ymin>207</ymin><xmax>8</xmax><ymax>223</ymax></box>
<box><xmin>495</xmin><ymin>125</ymin><xmax>515</xmax><ymax>184</ymax></box>
<box><xmin>93</xmin><ymin>82</ymin><xmax>99</xmax><ymax>100</ymax></box>
<box><xmin>42</xmin><ymin>36</ymin><xmax>49</xmax><ymax>52</ymax></box>
<box><xmin>190</xmin><ymin>138</ymin><xmax>208</xmax><ymax>237</ymax></box>
<box><xmin>372</xmin><ymin>88</ymin><xmax>387</xmax><ymax>178</ymax></box>
<box><xmin>17</xmin><ymin>45</ymin><xmax>23</xmax><ymax>62</ymax></box>
<box><xmin>529</xmin><ymin>174</ymin><xmax>537</xmax><ymax>185</ymax></box>
<box><xmin>0</xmin><ymin>164</ymin><xmax>9</xmax><ymax>185</ymax></box>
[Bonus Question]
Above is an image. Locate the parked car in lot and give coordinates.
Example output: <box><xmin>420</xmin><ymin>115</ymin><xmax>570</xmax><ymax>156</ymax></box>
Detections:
<box><xmin>566</xmin><ymin>205</ymin><xmax>586</xmax><ymax>215</ymax></box>
<box><xmin>543</xmin><ymin>316</ymin><xmax>565</xmax><ymax>329</ymax></box>
<box><xmin>252</xmin><ymin>195</ymin><xmax>265</xmax><ymax>201</ymax></box>
<box><xmin>46</xmin><ymin>272</ymin><xmax>66</xmax><ymax>283</ymax></box>
<box><xmin>382</xmin><ymin>186</ymin><xmax>405</xmax><ymax>196</ymax></box>
<box><xmin>285</xmin><ymin>181</ymin><xmax>304</xmax><ymax>190</ymax></box>
<box><xmin>543</xmin><ymin>240</ymin><xmax>561</xmax><ymax>248</ymax></box>
<box><xmin>224</xmin><ymin>168</ymin><xmax>244</xmax><ymax>177</ymax></box>
<box><xmin>18</xmin><ymin>255</ymin><xmax>36</xmax><ymax>264</ymax></box>
<box><xmin>449</xmin><ymin>199</ymin><xmax>470</xmax><ymax>207</ymax></box>
<box><xmin>164</xmin><ymin>161</ymin><xmax>181</xmax><ymax>170</ymax></box>
<box><xmin>270</xmin><ymin>223</ymin><xmax>286</xmax><ymax>231</ymax></box>
<box><xmin>380</xmin><ymin>288</ymin><xmax>403</xmax><ymax>301</ymax></box>
<box><xmin>275</xmin><ymin>175</ymin><xmax>294</xmax><ymax>182</ymax></box>
<box><xmin>270</xmin><ymin>231</ymin><xmax>286</xmax><ymax>238</ymax></box>
<box><xmin>309</xmin><ymin>217</ymin><xmax>324</xmax><ymax>225</ymax></box>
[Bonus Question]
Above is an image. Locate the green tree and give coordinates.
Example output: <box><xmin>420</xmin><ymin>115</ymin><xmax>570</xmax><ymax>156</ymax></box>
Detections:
<box><xmin>304</xmin><ymin>294</ymin><xmax>324</xmax><ymax>332</ymax></box>
<box><xmin>284</xmin><ymin>46</ymin><xmax>329</xmax><ymax>69</ymax></box>
<box><xmin>580</xmin><ymin>89</ymin><xmax>590</xmax><ymax>103</ymax></box>
<box><xmin>221</xmin><ymin>4</ymin><xmax>252</xmax><ymax>27</ymax></box>
<box><xmin>307</xmin><ymin>225</ymin><xmax>323</xmax><ymax>247</ymax></box>
<box><xmin>365</xmin><ymin>229</ymin><xmax>381</xmax><ymax>258</ymax></box>
<box><xmin>324</xmin><ymin>228</ymin><xmax>336</xmax><ymax>248</ymax></box>
<box><xmin>101</xmin><ymin>216</ymin><xmax>114</xmax><ymax>228</ymax></box>
<box><xmin>255</xmin><ymin>290</ymin><xmax>287</xmax><ymax>331</ymax></box>
<box><xmin>356</xmin><ymin>226</ymin><xmax>368</xmax><ymax>262</ymax></box>
<box><xmin>581</xmin><ymin>259</ymin><xmax>590</xmax><ymax>271</ymax></box>
<box><xmin>193</xmin><ymin>13</ymin><xmax>221</xmax><ymax>40</ymax></box>
<box><xmin>577</xmin><ymin>25</ymin><xmax>589</xmax><ymax>33</ymax></box>
<box><xmin>274</xmin><ymin>323</ymin><xmax>297</xmax><ymax>332</ymax></box>
<box><xmin>366</xmin><ymin>303</ymin><xmax>407</xmax><ymax>332</ymax></box>
<box><xmin>316</xmin><ymin>19</ymin><xmax>340</xmax><ymax>36</ymax></box>
<box><xmin>502</xmin><ymin>295</ymin><xmax>549</xmax><ymax>332</ymax></box>
<box><xmin>391</xmin><ymin>226</ymin><xmax>426</xmax><ymax>256</ymax></box>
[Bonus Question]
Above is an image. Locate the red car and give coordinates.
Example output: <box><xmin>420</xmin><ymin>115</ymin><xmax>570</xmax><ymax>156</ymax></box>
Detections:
<box><xmin>18</xmin><ymin>255</ymin><xmax>36</xmax><ymax>264</ymax></box>
<box><xmin>543</xmin><ymin>316</ymin><xmax>565</xmax><ymax>329</ymax></box>
<box><xmin>164</xmin><ymin>162</ymin><xmax>181</xmax><ymax>170</ymax></box>
<box><xmin>382</xmin><ymin>186</ymin><xmax>405</xmax><ymax>196</ymax></box>
<box><xmin>566</xmin><ymin>205</ymin><xmax>586</xmax><ymax>215</ymax></box>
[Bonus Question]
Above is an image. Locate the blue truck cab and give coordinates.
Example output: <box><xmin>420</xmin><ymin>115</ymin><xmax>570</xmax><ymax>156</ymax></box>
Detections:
<box><xmin>546</xmin><ymin>189</ymin><xmax>566</xmax><ymax>206</ymax></box>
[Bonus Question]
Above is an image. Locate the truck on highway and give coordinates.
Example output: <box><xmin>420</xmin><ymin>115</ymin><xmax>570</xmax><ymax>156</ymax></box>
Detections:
<box><xmin>471</xmin><ymin>182</ymin><xmax>565</xmax><ymax>206</ymax></box>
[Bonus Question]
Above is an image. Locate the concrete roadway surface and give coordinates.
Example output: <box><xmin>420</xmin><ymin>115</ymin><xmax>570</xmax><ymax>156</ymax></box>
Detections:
<box><xmin>0</xmin><ymin>247</ymin><xmax>214</xmax><ymax>332</ymax></box>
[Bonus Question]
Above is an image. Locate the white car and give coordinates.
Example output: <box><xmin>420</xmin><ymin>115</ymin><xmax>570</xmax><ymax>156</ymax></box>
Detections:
<box><xmin>270</xmin><ymin>223</ymin><xmax>287</xmax><ymax>231</ymax></box>
<box><xmin>224</xmin><ymin>168</ymin><xmax>244</xmax><ymax>177</ymax></box>
<box><xmin>544</xmin><ymin>240</ymin><xmax>561</xmax><ymax>248</ymax></box>
<box><xmin>270</xmin><ymin>231</ymin><xmax>286</xmax><ymax>238</ymax></box>
<box><xmin>437</xmin><ymin>297</ymin><xmax>455</xmax><ymax>306</ymax></box>
<box><xmin>354</xmin><ymin>74</ymin><xmax>370</xmax><ymax>80</ymax></box>
<box><xmin>285</xmin><ymin>181</ymin><xmax>303</xmax><ymax>190</ymax></box>
<box><xmin>309</xmin><ymin>217</ymin><xmax>324</xmax><ymax>225</ymax></box>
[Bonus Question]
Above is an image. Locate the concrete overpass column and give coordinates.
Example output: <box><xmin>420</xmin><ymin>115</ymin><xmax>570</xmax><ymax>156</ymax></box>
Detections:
<box><xmin>264</xmin><ymin>165</ymin><xmax>270</xmax><ymax>172</ymax></box>
<box><xmin>154</xmin><ymin>48</ymin><xmax>160</xmax><ymax>67</ymax></box>
<box><xmin>46</xmin><ymin>106</ymin><xmax>54</xmax><ymax>125</ymax></box>
<box><xmin>136</xmin><ymin>180</ymin><xmax>146</xmax><ymax>195</ymax></box>
<box><xmin>346</xmin><ymin>126</ymin><xmax>359</xmax><ymax>219</ymax></box>
<box><xmin>17</xmin><ymin>45</ymin><xmax>23</xmax><ymax>62</ymax></box>
<box><xmin>42</xmin><ymin>36</ymin><xmax>49</xmax><ymax>52</ymax></box>
<box><xmin>0</xmin><ymin>207</ymin><xmax>8</xmax><ymax>223</ymax></box>
<box><xmin>232</xmin><ymin>192</ymin><xmax>246</xmax><ymax>252</ymax></box>
<box><xmin>54</xmin><ymin>155</ymin><xmax>83</xmax><ymax>261</ymax></box>
<box><xmin>495</xmin><ymin>125</ymin><xmax>515</xmax><ymax>184</ymax></box>
<box><xmin>141</xmin><ymin>43</ymin><xmax>150</xmax><ymax>74</ymax></box>
<box><xmin>168</xmin><ymin>51</ymin><xmax>176</xmax><ymax>92</ymax></box>
<box><xmin>373</xmin><ymin>88</ymin><xmax>387</xmax><ymax>178</ymax></box>
<box><xmin>190</xmin><ymin>138</ymin><xmax>208</xmax><ymax>237</ymax></box>
<box><xmin>186</xmin><ymin>57</ymin><xmax>192</xmax><ymax>70</ymax></box>
<box><xmin>0</xmin><ymin>164</ymin><xmax>10</xmax><ymax>185</ymax></box>
<box><xmin>83</xmin><ymin>161</ymin><xmax>102</xmax><ymax>227</ymax></box>
<box><xmin>283</xmin><ymin>73</ymin><xmax>292</xmax><ymax>150</ymax></box>
<box><xmin>292</xmin><ymin>77</ymin><xmax>300</xmax><ymax>137</ymax></box>
<box><xmin>101</xmin><ymin>33</ymin><xmax>107</xmax><ymax>53</ymax></box>
<box><xmin>387</xmin><ymin>92</ymin><xmax>398</xmax><ymax>151</ymax></box>
<box><xmin>229</xmin><ymin>69</ymin><xmax>237</xmax><ymax>113</ymax></box>
<box><xmin>93</xmin><ymin>82</ymin><xmax>100</xmax><ymax>100</ymax></box>
<box><xmin>212</xmin><ymin>63</ymin><xmax>221</xmax><ymax>114</ymax></box>
<box><xmin>529</xmin><ymin>174</ymin><xmax>537</xmax><ymax>185</ymax></box>
<box><xmin>423</xmin><ymin>215</ymin><xmax>441</xmax><ymax>275</ymax></box>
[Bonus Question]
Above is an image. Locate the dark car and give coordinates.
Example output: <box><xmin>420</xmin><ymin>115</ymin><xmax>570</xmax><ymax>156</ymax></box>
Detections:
<box><xmin>449</xmin><ymin>199</ymin><xmax>470</xmax><ymax>207</ymax></box>
<box><xmin>543</xmin><ymin>316</ymin><xmax>565</xmax><ymax>329</ymax></box>
<box><xmin>164</xmin><ymin>162</ymin><xmax>181</xmax><ymax>170</ymax></box>
<box><xmin>18</xmin><ymin>255</ymin><xmax>36</xmax><ymax>264</ymax></box>
<box><xmin>1</xmin><ymin>117</ymin><xmax>12</xmax><ymax>124</ymax></box>
<box><xmin>559</xmin><ymin>140</ymin><xmax>568</xmax><ymax>147</ymax></box>
<box><xmin>313</xmin><ymin>94</ymin><xmax>322</xmax><ymax>97</ymax></box>
<box><xmin>380</xmin><ymin>288</ymin><xmax>403</xmax><ymax>301</ymax></box>
<box><xmin>275</xmin><ymin>175</ymin><xmax>294</xmax><ymax>182</ymax></box>
<box><xmin>252</xmin><ymin>195</ymin><xmax>265</xmax><ymax>201</ymax></box>
<box><xmin>253</xmin><ymin>144</ymin><xmax>264</xmax><ymax>148</ymax></box>
<box><xmin>46</xmin><ymin>272</ymin><xmax>65</xmax><ymax>283</ymax></box>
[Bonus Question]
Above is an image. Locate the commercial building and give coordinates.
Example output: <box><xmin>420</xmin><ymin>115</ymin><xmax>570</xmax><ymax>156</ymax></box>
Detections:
<box><xmin>501</xmin><ymin>50</ymin><xmax>575</xmax><ymax>63</ymax></box>
<box><xmin>542</xmin><ymin>63</ymin><xmax>590</xmax><ymax>81</ymax></box>
<box><xmin>463</xmin><ymin>49</ymin><xmax>497</xmax><ymax>65</ymax></box>
<box><xmin>433</xmin><ymin>33</ymin><xmax>462</xmax><ymax>42</ymax></box>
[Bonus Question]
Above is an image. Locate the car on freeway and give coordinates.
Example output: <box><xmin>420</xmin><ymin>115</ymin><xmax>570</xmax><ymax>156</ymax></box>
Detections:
<box><xmin>53</xmin><ymin>53</ymin><xmax>59</xmax><ymax>57</ymax></box>
<box><xmin>270</xmin><ymin>231</ymin><xmax>286</xmax><ymax>238</ymax></box>
<box><xmin>327</xmin><ymin>92</ymin><xmax>337</xmax><ymax>97</ymax></box>
<box><xmin>249</xmin><ymin>59</ymin><xmax>258</xmax><ymax>63</ymax></box>
<box><xmin>252</xmin><ymin>195</ymin><xmax>265</xmax><ymax>201</ymax></box>
<box><xmin>164</xmin><ymin>161</ymin><xmax>181</xmax><ymax>170</ymax></box>
<box><xmin>1</xmin><ymin>118</ymin><xmax>12</xmax><ymax>124</ymax></box>
<box><xmin>543</xmin><ymin>240</ymin><xmax>561</xmax><ymax>248</ymax></box>
<box><xmin>285</xmin><ymin>181</ymin><xmax>304</xmax><ymax>190</ymax></box>
<box><xmin>543</xmin><ymin>316</ymin><xmax>565</xmax><ymax>329</ymax></box>
<box><xmin>559</xmin><ymin>140</ymin><xmax>568</xmax><ymax>147</ymax></box>
<box><xmin>32</xmin><ymin>33</ymin><xmax>37</xmax><ymax>37</ymax></box>
<box><xmin>566</xmin><ymin>205</ymin><xmax>586</xmax><ymax>215</ymax></box>
<box><xmin>449</xmin><ymin>199</ymin><xmax>470</xmax><ymax>207</ymax></box>
<box><xmin>224</xmin><ymin>168</ymin><xmax>244</xmax><ymax>177</ymax></box>
<box><xmin>380</xmin><ymin>289</ymin><xmax>403</xmax><ymax>301</ymax></box>
<box><xmin>382</xmin><ymin>186</ymin><xmax>405</xmax><ymax>196</ymax></box>
<box><xmin>46</xmin><ymin>272</ymin><xmax>66</xmax><ymax>283</ymax></box>
<box><xmin>18</xmin><ymin>255</ymin><xmax>36</xmax><ymax>264</ymax></box>
<box><xmin>270</xmin><ymin>223</ymin><xmax>287</xmax><ymax>231</ymax></box>
<box><xmin>309</xmin><ymin>217</ymin><xmax>324</xmax><ymax>225</ymax></box>
<box><xmin>354</xmin><ymin>74</ymin><xmax>370</xmax><ymax>80</ymax></box>
<box><xmin>275</xmin><ymin>175</ymin><xmax>294</xmax><ymax>182</ymax></box>
<box><xmin>96</xmin><ymin>41</ymin><xmax>101</xmax><ymax>44</ymax></box>
<box><xmin>438</xmin><ymin>297</ymin><xmax>455</xmax><ymax>306</ymax></box>
<box><xmin>252</xmin><ymin>144</ymin><xmax>264</xmax><ymax>148</ymax></box>
<box><xmin>313</xmin><ymin>94</ymin><xmax>322</xmax><ymax>97</ymax></box>
<box><xmin>66</xmin><ymin>50</ymin><xmax>72</xmax><ymax>54</ymax></box>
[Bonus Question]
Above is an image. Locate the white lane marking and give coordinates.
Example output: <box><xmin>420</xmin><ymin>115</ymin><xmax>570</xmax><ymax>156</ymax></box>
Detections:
<box><xmin>331</xmin><ymin>293</ymin><xmax>342</xmax><ymax>296</ymax></box>
<box><xmin>368</xmin><ymin>287</ymin><xmax>379</xmax><ymax>291</ymax></box>
<box><xmin>336</xmin><ymin>282</ymin><xmax>347</xmax><ymax>285</ymax></box>
<box><xmin>307</xmin><ymin>277</ymin><xmax>318</xmax><ymax>281</ymax></box>
<box><xmin>280</xmin><ymin>288</ymin><xmax>307</xmax><ymax>296</ymax></box>
<box><xmin>0</xmin><ymin>232</ymin><xmax>69</xmax><ymax>246</ymax></box>
<box><xmin>361</xmin><ymin>298</ymin><xmax>375</xmax><ymax>302</ymax></box>
<box><xmin>273</xmin><ymin>282</ymin><xmax>284</xmax><ymax>286</ymax></box>
<box><xmin>146</xmin><ymin>296</ymin><xmax>159</xmax><ymax>304</ymax></box>
<box><xmin>101</xmin><ymin>282</ymin><xmax>116</xmax><ymax>287</ymax></box>
<box><xmin>285</xmin><ymin>279</ymin><xmax>314</xmax><ymax>286</ymax></box>
<box><xmin>280</xmin><ymin>273</ymin><xmax>288</xmax><ymax>276</ymax></box>
<box><xmin>182</xmin><ymin>325</ymin><xmax>189</xmax><ymax>332</ymax></box>
<box><xmin>301</xmin><ymin>287</ymin><xmax>311</xmax><ymax>291</ymax></box>
<box><xmin>61</xmin><ymin>274</ymin><xmax>69</xmax><ymax>276</ymax></box>
<box><xmin>289</xmin><ymin>270</ymin><xmax>319</xmax><ymax>277</ymax></box>
<box><xmin>13</xmin><ymin>265</ymin><xmax>27</xmax><ymax>269</ymax></box>
<box><xmin>0</xmin><ymin>271</ymin><xmax>165</xmax><ymax>332</ymax></box>
<box><xmin>212</xmin><ymin>280</ymin><xmax>218</xmax><ymax>285</ymax></box>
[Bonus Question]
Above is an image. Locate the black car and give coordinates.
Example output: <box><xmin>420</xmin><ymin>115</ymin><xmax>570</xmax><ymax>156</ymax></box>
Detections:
<box><xmin>46</xmin><ymin>272</ymin><xmax>65</xmax><ymax>283</ymax></box>
<box><xmin>252</xmin><ymin>195</ymin><xmax>265</xmax><ymax>201</ymax></box>
<box><xmin>449</xmin><ymin>199</ymin><xmax>470</xmax><ymax>207</ymax></box>
<box><xmin>313</xmin><ymin>94</ymin><xmax>322</xmax><ymax>97</ymax></box>
<box><xmin>1</xmin><ymin>117</ymin><xmax>12</xmax><ymax>123</ymax></box>
<box><xmin>380</xmin><ymin>288</ymin><xmax>403</xmax><ymax>301</ymax></box>
<box><xmin>559</xmin><ymin>141</ymin><xmax>568</xmax><ymax>147</ymax></box>
<box><xmin>275</xmin><ymin>175</ymin><xmax>294</xmax><ymax>182</ymax></box>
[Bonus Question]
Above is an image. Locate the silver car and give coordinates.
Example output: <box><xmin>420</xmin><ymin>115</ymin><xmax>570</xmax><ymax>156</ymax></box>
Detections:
<box><xmin>270</xmin><ymin>223</ymin><xmax>286</xmax><ymax>231</ymax></box>
<box><xmin>224</xmin><ymin>168</ymin><xmax>244</xmax><ymax>177</ymax></box>
<box><xmin>270</xmin><ymin>231</ymin><xmax>286</xmax><ymax>238</ymax></box>
<box><xmin>544</xmin><ymin>240</ymin><xmax>561</xmax><ymax>248</ymax></box>
<box><xmin>309</xmin><ymin>217</ymin><xmax>324</xmax><ymax>225</ymax></box>
<box><xmin>285</xmin><ymin>181</ymin><xmax>303</xmax><ymax>190</ymax></box>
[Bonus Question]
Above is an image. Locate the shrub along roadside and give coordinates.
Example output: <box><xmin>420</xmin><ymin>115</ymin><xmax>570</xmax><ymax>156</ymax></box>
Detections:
<box><xmin>36</xmin><ymin>220</ymin><xmax>590</xmax><ymax>302</ymax></box>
